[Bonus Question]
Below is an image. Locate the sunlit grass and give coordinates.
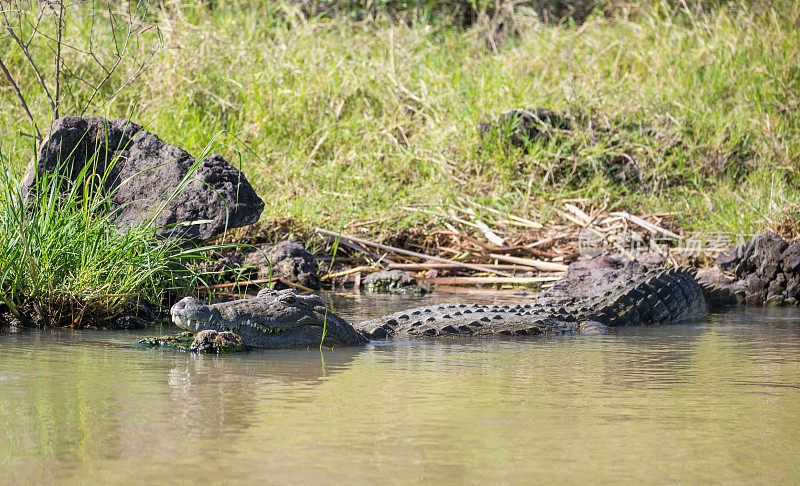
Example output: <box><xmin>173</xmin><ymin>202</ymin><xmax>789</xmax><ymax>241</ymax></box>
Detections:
<box><xmin>0</xmin><ymin>1</ymin><xmax>797</xmax><ymax>240</ymax></box>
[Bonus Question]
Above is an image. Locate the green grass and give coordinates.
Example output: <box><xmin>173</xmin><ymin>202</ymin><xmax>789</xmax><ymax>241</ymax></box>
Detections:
<box><xmin>1</xmin><ymin>0</ymin><xmax>798</xmax><ymax>242</ymax></box>
<box><xmin>0</xmin><ymin>146</ymin><xmax>206</xmax><ymax>325</ymax></box>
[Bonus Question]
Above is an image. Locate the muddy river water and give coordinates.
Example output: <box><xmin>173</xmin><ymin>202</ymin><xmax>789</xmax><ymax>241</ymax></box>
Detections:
<box><xmin>1</xmin><ymin>290</ymin><xmax>799</xmax><ymax>483</ymax></box>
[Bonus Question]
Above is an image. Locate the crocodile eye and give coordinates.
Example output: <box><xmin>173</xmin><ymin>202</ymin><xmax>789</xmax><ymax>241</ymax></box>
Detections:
<box><xmin>280</xmin><ymin>295</ymin><xmax>297</xmax><ymax>305</ymax></box>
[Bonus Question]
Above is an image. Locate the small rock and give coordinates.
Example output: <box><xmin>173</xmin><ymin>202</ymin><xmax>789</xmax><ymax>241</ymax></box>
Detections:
<box><xmin>363</xmin><ymin>270</ymin><xmax>430</xmax><ymax>294</ymax></box>
<box><xmin>244</xmin><ymin>241</ymin><xmax>319</xmax><ymax>289</ymax></box>
<box><xmin>764</xmin><ymin>295</ymin><xmax>785</xmax><ymax>307</ymax></box>
<box><xmin>743</xmin><ymin>273</ymin><xmax>765</xmax><ymax>294</ymax></box>
<box><xmin>783</xmin><ymin>297</ymin><xmax>798</xmax><ymax>307</ymax></box>
<box><xmin>745</xmin><ymin>291</ymin><xmax>766</xmax><ymax>306</ymax></box>
<box><xmin>478</xmin><ymin>108</ymin><xmax>570</xmax><ymax>148</ymax></box>
<box><xmin>785</xmin><ymin>276</ymin><xmax>800</xmax><ymax>300</ymax></box>
<box><xmin>767</xmin><ymin>273</ymin><xmax>787</xmax><ymax>296</ymax></box>
<box><xmin>190</xmin><ymin>329</ymin><xmax>247</xmax><ymax>353</ymax></box>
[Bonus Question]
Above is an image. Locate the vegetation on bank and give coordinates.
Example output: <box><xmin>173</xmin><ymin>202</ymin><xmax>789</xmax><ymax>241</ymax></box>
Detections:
<box><xmin>1</xmin><ymin>0</ymin><xmax>797</xmax><ymax>241</ymax></box>
<box><xmin>0</xmin><ymin>1</ymin><xmax>798</xmax><ymax>324</ymax></box>
<box><xmin>0</xmin><ymin>150</ymin><xmax>206</xmax><ymax>325</ymax></box>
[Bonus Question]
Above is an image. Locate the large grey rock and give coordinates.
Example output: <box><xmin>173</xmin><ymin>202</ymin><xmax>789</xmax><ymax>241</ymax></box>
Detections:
<box><xmin>713</xmin><ymin>232</ymin><xmax>800</xmax><ymax>307</ymax></box>
<box><xmin>22</xmin><ymin>116</ymin><xmax>264</xmax><ymax>241</ymax></box>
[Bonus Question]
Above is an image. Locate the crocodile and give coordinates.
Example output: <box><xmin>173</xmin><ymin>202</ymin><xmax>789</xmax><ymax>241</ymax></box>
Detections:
<box><xmin>170</xmin><ymin>267</ymin><xmax>731</xmax><ymax>349</ymax></box>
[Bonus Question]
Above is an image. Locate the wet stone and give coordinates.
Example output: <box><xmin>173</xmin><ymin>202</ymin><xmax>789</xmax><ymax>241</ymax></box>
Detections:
<box><xmin>190</xmin><ymin>330</ymin><xmax>247</xmax><ymax>354</ymax></box>
<box><xmin>764</xmin><ymin>295</ymin><xmax>785</xmax><ymax>307</ymax></box>
<box><xmin>745</xmin><ymin>291</ymin><xmax>766</xmax><ymax>307</ymax></box>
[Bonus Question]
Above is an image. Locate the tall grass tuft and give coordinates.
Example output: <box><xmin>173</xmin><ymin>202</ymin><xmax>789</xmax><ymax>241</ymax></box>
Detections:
<box><xmin>0</xmin><ymin>146</ymin><xmax>206</xmax><ymax>326</ymax></box>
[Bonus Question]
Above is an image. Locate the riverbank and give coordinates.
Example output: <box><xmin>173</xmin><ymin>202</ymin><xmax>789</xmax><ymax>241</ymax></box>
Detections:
<box><xmin>0</xmin><ymin>1</ymin><xmax>798</xmax><ymax>325</ymax></box>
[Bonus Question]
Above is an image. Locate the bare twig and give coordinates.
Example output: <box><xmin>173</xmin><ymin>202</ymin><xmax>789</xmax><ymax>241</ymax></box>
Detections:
<box><xmin>487</xmin><ymin>253</ymin><xmax>568</xmax><ymax>272</ymax></box>
<box><xmin>321</xmin><ymin>266</ymin><xmax>378</xmax><ymax>281</ymax></box>
<box><xmin>197</xmin><ymin>277</ymin><xmax>313</xmax><ymax>293</ymax></box>
<box><xmin>1</xmin><ymin>8</ymin><xmax>56</xmax><ymax>112</ymax></box>
<box><xmin>53</xmin><ymin>0</ymin><xmax>64</xmax><ymax>121</ymax></box>
<box><xmin>0</xmin><ymin>55</ymin><xmax>42</xmax><ymax>140</ymax></box>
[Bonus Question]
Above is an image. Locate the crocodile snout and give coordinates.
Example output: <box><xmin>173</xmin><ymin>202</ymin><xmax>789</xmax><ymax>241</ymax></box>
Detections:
<box><xmin>171</xmin><ymin>297</ymin><xmax>213</xmax><ymax>330</ymax></box>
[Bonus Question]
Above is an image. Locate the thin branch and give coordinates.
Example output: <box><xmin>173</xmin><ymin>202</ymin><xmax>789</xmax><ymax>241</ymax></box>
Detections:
<box><xmin>25</xmin><ymin>8</ymin><xmax>45</xmax><ymax>48</ymax></box>
<box><xmin>85</xmin><ymin>44</ymin><xmax>158</xmax><ymax>116</ymax></box>
<box><xmin>0</xmin><ymin>9</ymin><xmax>56</xmax><ymax>112</ymax></box>
<box><xmin>0</xmin><ymin>55</ymin><xmax>42</xmax><ymax>140</ymax></box>
<box><xmin>54</xmin><ymin>0</ymin><xmax>64</xmax><ymax>120</ymax></box>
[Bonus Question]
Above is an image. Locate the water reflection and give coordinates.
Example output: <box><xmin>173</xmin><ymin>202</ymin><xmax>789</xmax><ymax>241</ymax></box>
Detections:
<box><xmin>162</xmin><ymin>346</ymin><xmax>362</xmax><ymax>440</ymax></box>
<box><xmin>0</xmin><ymin>297</ymin><xmax>798</xmax><ymax>483</ymax></box>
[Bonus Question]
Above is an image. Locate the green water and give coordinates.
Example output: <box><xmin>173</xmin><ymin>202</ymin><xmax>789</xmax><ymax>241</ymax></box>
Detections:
<box><xmin>1</xmin><ymin>292</ymin><xmax>799</xmax><ymax>484</ymax></box>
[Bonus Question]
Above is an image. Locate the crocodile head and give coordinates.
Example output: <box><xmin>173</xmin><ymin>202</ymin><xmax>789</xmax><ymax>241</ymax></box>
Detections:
<box><xmin>171</xmin><ymin>288</ymin><xmax>367</xmax><ymax>348</ymax></box>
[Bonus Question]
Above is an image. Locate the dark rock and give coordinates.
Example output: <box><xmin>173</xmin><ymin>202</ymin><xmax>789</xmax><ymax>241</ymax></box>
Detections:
<box><xmin>753</xmin><ymin>232</ymin><xmax>788</xmax><ymax>280</ymax></box>
<box><xmin>745</xmin><ymin>291</ymin><xmax>766</xmax><ymax>306</ymax></box>
<box><xmin>539</xmin><ymin>252</ymin><xmax>661</xmax><ymax>304</ymax></box>
<box><xmin>719</xmin><ymin>233</ymin><xmax>786</xmax><ymax>278</ymax></box>
<box><xmin>767</xmin><ymin>273</ymin><xmax>787</xmax><ymax>298</ymax></box>
<box><xmin>785</xmin><ymin>275</ymin><xmax>800</xmax><ymax>300</ymax></box>
<box><xmin>743</xmin><ymin>273</ymin><xmax>765</xmax><ymax>294</ymax></box>
<box><xmin>764</xmin><ymin>295</ymin><xmax>784</xmax><ymax>307</ymax></box>
<box><xmin>244</xmin><ymin>241</ymin><xmax>319</xmax><ymax>289</ymax></box>
<box><xmin>22</xmin><ymin>116</ymin><xmax>264</xmax><ymax>241</ymax></box>
<box><xmin>478</xmin><ymin>108</ymin><xmax>570</xmax><ymax>148</ymax></box>
<box><xmin>113</xmin><ymin>301</ymin><xmax>158</xmax><ymax>329</ymax></box>
<box><xmin>114</xmin><ymin>315</ymin><xmax>149</xmax><ymax>329</ymax></box>
<box><xmin>190</xmin><ymin>329</ymin><xmax>247</xmax><ymax>353</ymax></box>
<box><xmin>363</xmin><ymin>270</ymin><xmax>432</xmax><ymax>294</ymax></box>
<box><xmin>23</xmin><ymin>116</ymin><xmax>141</xmax><ymax>196</ymax></box>
<box><xmin>781</xmin><ymin>242</ymin><xmax>800</xmax><ymax>273</ymax></box>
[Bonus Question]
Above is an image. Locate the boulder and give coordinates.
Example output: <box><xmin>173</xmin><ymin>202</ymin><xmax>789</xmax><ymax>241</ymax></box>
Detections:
<box><xmin>244</xmin><ymin>241</ymin><xmax>320</xmax><ymax>289</ymax></box>
<box><xmin>22</xmin><ymin>116</ymin><xmax>264</xmax><ymax>241</ymax></box>
<box><xmin>767</xmin><ymin>273</ymin><xmax>787</xmax><ymax>298</ymax></box>
<box><xmin>713</xmin><ymin>232</ymin><xmax>800</xmax><ymax>306</ymax></box>
<box><xmin>781</xmin><ymin>242</ymin><xmax>800</xmax><ymax>273</ymax></box>
<box><xmin>745</xmin><ymin>291</ymin><xmax>766</xmax><ymax>306</ymax></box>
<box><xmin>743</xmin><ymin>273</ymin><xmax>765</xmax><ymax>294</ymax></box>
